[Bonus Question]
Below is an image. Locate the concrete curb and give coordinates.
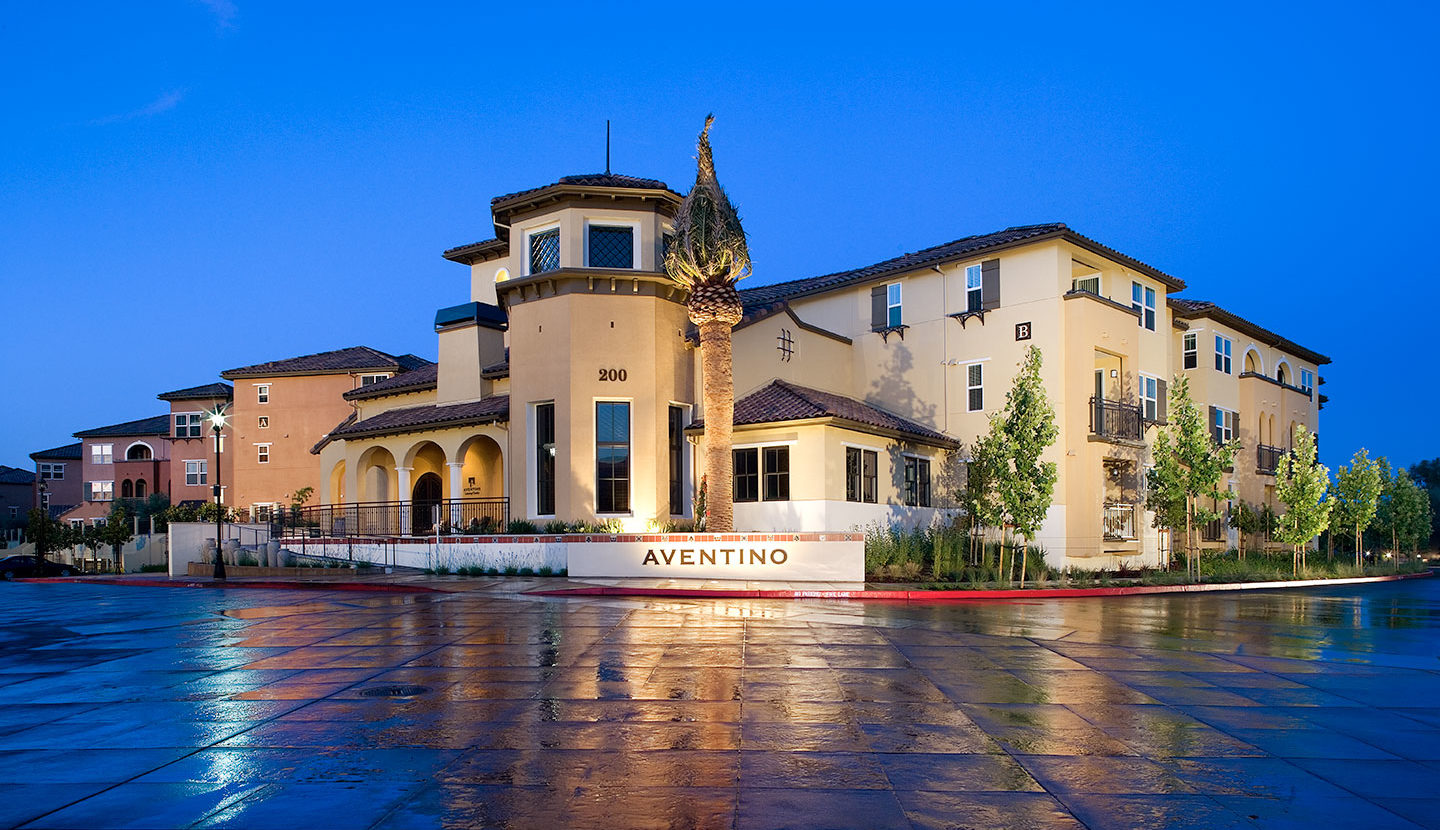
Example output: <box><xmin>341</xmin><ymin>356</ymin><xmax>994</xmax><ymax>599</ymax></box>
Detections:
<box><xmin>16</xmin><ymin>576</ymin><xmax>446</xmax><ymax>594</ymax></box>
<box><xmin>526</xmin><ymin>570</ymin><xmax>1433</xmax><ymax>602</ymax></box>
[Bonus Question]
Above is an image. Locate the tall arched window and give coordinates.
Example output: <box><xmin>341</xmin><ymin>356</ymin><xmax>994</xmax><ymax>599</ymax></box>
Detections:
<box><xmin>135</xmin><ymin>479</ymin><xmax>147</xmax><ymax>499</ymax></box>
<box><xmin>121</xmin><ymin>480</ymin><xmax>134</xmax><ymax>499</ymax></box>
<box><xmin>126</xmin><ymin>443</ymin><xmax>152</xmax><ymax>461</ymax></box>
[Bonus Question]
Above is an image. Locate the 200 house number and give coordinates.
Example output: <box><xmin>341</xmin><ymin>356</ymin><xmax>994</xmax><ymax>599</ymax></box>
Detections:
<box><xmin>598</xmin><ymin>368</ymin><xmax>628</xmax><ymax>382</ymax></box>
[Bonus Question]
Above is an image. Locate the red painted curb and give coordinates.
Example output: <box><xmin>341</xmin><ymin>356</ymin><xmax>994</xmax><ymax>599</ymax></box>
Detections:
<box><xmin>526</xmin><ymin>570</ymin><xmax>1433</xmax><ymax>602</ymax></box>
<box><xmin>16</xmin><ymin>577</ymin><xmax>445</xmax><ymax>594</ymax></box>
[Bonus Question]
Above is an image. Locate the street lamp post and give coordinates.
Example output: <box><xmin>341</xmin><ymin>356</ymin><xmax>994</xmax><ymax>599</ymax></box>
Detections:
<box><xmin>209</xmin><ymin>409</ymin><xmax>228</xmax><ymax>580</ymax></box>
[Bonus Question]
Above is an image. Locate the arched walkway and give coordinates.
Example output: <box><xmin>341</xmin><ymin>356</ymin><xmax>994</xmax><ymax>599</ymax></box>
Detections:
<box><xmin>328</xmin><ymin>459</ymin><xmax>347</xmax><ymax>505</ymax></box>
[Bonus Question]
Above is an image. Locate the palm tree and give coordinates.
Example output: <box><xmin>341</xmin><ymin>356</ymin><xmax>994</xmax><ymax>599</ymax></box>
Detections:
<box><xmin>665</xmin><ymin>115</ymin><xmax>751</xmax><ymax>532</ymax></box>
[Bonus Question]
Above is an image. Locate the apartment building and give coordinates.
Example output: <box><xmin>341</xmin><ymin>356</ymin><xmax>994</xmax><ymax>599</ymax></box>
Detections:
<box><xmin>157</xmin><ymin>383</ymin><xmax>234</xmax><ymax>507</ymax></box>
<box><xmin>29</xmin><ymin>442</ymin><xmax>82</xmax><ymax>517</ymax></box>
<box><xmin>310</xmin><ymin>172</ymin><xmax>1327</xmax><ymax>569</ymax></box>
<box><xmin>220</xmin><ymin>347</ymin><xmax>433</xmax><ymax>520</ymax></box>
<box><xmin>62</xmin><ymin>415</ymin><xmax>171</xmax><ymax>524</ymax></box>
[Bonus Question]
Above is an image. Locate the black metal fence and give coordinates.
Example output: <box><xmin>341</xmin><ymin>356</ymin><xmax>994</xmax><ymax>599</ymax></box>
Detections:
<box><xmin>274</xmin><ymin>498</ymin><xmax>510</xmax><ymax>539</ymax></box>
<box><xmin>1257</xmin><ymin>444</ymin><xmax>1286</xmax><ymax>475</ymax></box>
<box><xmin>1089</xmin><ymin>397</ymin><xmax>1145</xmax><ymax>441</ymax></box>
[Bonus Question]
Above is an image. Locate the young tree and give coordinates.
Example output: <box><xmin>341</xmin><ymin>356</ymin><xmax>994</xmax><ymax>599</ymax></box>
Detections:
<box><xmin>25</xmin><ymin>509</ymin><xmax>66</xmax><ymax>564</ymax></box>
<box><xmin>664</xmin><ymin>115</ymin><xmax>751</xmax><ymax>532</ymax></box>
<box><xmin>1145</xmin><ymin>376</ymin><xmax>1237</xmax><ymax>580</ymax></box>
<box><xmin>1229</xmin><ymin>501</ymin><xmax>1261</xmax><ymax>561</ymax></box>
<box><xmin>959</xmin><ymin>430</ymin><xmax>1004</xmax><ymax>567</ymax></box>
<box><xmin>96</xmin><ymin>505</ymin><xmax>136</xmax><ymax>573</ymax></box>
<box><xmin>1273</xmin><ymin>425</ymin><xmax>1331</xmax><ymax>575</ymax></box>
<box><xmin>1329</xmin><ymin>449</ymin><xmax>1383</xmax><ymax>569</ymax></box>
<box><xmin>1408</xmin><ymin>458</ymin><xmax>1440</xmax><ymax>549</ymax></box>
<box><xmin>1385</xmin><ymin>469</ymin><xmax>1432</xmax><ymax>565</ymax></box>
<box><xmin>993</xmin><ymin>346</ymin><xmax>1058</xmax><ymax>587</ymax></box>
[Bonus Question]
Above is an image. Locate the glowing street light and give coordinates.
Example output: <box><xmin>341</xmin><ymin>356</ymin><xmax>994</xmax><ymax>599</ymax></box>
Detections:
<box><xmin>207</xmin><ymin>406</ymin><xmax>228</xmax><ymax>580</ymax></box>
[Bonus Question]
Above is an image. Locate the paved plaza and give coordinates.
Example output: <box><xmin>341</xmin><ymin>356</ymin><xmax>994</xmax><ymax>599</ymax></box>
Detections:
<box><xmin>0</xmin><ymin>576</ymin><xmax>1438</xmax><ymax>829</ymax></box>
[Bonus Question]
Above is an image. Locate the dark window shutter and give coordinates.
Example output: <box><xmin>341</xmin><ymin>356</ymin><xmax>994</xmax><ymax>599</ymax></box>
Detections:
<box><xmin>1208</xmin><ymin>405</ymin><xmax>1219</xmax><ymax>443</ymax></box>
<box><xmin>870</xmin><ymin>285</ymin><xmax>886</xmax><ymax>329</ymax></box>
<box><xmin>1157</xmin><ymin>379</ymin><xmax>1168</xmax><ymax>422</ymax></box>
<box><xmin>83</xmin><ymin>482</ymin><xmax>92</xmax><ymax>501</ymax></box>
<box><xmin>981</xmin><ymin>259</ymin><xmax>1000</xmax><ymax>310</ymax></box>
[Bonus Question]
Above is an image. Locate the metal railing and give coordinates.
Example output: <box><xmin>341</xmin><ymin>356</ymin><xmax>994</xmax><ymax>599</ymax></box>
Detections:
<box><xmin>1103</xmin><ymin>503</ymin><xmax>1137</xmax><ymax>541</ymax></box>
<box><xmin>1089</xmin><ymin>397</ymin><xmax>1145</xmax><ymax>441</ymax></box>
<box><xmin>274</xmin><ymin>498</ymin><xmax>510</xmax><ymax>539</ymax></box>
<box><xmin>1257</xmin><ymin>444</ymin><xmax>1286</xmax><ymax>475</ymax></box>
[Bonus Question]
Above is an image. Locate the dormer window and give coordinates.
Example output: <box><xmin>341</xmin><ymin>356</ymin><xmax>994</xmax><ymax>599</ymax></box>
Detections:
<box><xmin>588</xmin><ymin>225</ymin><xmax>634</xmax><ymax>269</ymax></box>
<box><xmin>529</xmin><ymin>228</ymin><xmax>560</xmax><ymax>274</ymax></box>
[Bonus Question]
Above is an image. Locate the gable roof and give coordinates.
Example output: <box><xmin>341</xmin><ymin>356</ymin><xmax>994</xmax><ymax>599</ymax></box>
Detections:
<box><xmin>343</xmin><ymin>363</ymin><xmax>439</xmax><ymax>401</ymax></box>
<box><xmin>30</xmin><ymin>442</ymin><xmax>82</xmax><ymax>461</ymax></box>
<box><xmin>1168</xmin><ymin>298</ymin><xmax>1331</xmax><ymax>365</ymax></box>
<box><xmin>221</xmin><ymin>346</ymin><xmax>425</xmax><ymax>379</ymax></box>
<box><xmin>740</xmin><ymin>223</ymin><xmax>1183</xmax><ymax>309</ymax></box>
<box><xmin>329</xmin><ymin>396</ymin><xmax>510</xmax><ymax>441</ymax></box>
<box><xmin>690</xmin><ymin>380</ymin><xmax>957</xmax><ymax>448</ymax></box>
<box><xmin>157</xmin><ymin>382</ymin><xmax>233</xmax><ymax>402</ymax></box>
<box><xmin>0</xmin><ymin>466</ymin><xmax>35</xmax><ymax>485</ymax></box>
<box><xmin>74</xmin><ymin>414</ymin><xmax>170</xmax><ymax>439</ymax></box>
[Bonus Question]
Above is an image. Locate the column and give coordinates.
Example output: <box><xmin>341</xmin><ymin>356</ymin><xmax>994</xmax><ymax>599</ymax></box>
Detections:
<box><xmin>447</xmin><ymin>462</ymin><xmax>465</xmax><ymax>530</ymax></box>
<box><xmin>396</xmin><ymin>466</ymin><xmax>413</xmax><ymax>536</ymax></box>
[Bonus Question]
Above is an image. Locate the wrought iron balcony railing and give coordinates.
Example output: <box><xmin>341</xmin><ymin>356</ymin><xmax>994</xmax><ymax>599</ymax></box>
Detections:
<box><xmin>1103</xmin><ymin>503</ymin><xmax>1137</xmax><ymax>541</ymax></box>
<box><xmin>1257</xmin><ymin>444</ymin><xmax>1286</xmax><ymax>476</ymax></box>
<box><xmin>274</xmin><ymin>498</ymin><xmax>510</xmax><ymax>539</ymax></box>
<box><xmin>1089</xmin><ymin>397</ymin><xmax>1145</xmax><ymax>442</ymax></box>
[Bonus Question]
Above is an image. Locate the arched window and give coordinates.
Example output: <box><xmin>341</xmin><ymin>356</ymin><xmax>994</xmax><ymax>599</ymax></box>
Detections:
<box><xmin>121</xmin><ymin>480</ymin><xmax>134</xmax><ymax>499</ymax></box>
<box><xmin>126</xmin><ymin>442</ymin><xmax>152</xmax><ymax>461</ymax></box>
<box><xmin>1276</xmin><ymin>363</ymin><xmax>1289</xmax><ymax>386</ymax></box>
<box><xmin>135</xmin><ymin>479</ymin><xmax>147</xmax><ymax>498</ymax></box>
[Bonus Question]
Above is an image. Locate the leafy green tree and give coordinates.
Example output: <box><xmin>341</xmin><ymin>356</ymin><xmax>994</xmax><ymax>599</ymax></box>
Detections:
<box><xmin>993</xmin><ymin>346</ymin><xmax>1058</xmax><ymax>586</ymax></box>
<box><xmin>1380</xmin><ymin>469</ymin><xmax>1432</xmax><ymax>565</ymax></box>
<box><xmin>78</xmin><ymin>524</ymin><xmax>104</xmax><ymax>569</ymax></box>
<box><xmin>1329</xmin><ymin>449</ymin><xmax>1384</xmax><ymax>568</ymax></box>
<box><xmin>1229</xmin><ymin>501</ymin><xmax>1261</xmax><ymax>560</ymax></box>
<box><xmin>25</xmin><ymin>509</ymin><xmax>67</xmax><ymax>564</ymax></box>
<box><xmin>959</xmin><ymin>430</ymin><xmax>1004</xmax><ymax>566</ymax></box>
<box><xmin>97</xmin><ymin>505</ymin><xmax>136</xmax><ymax>572</ymax></box>
<box><xmin>1408</xmin><ymin>458</ymin><xmax>1440</xmax><ymax>548</ymax></box>
<box><xmin>1274</xmin><ymin>425</ymin><xmax>1331</xmax><ymax>574</ymax></box>
<box><xmin>1145</xmin><ymin>376</ymin><xmax>1237</xmax><ymax>580</ymax></box>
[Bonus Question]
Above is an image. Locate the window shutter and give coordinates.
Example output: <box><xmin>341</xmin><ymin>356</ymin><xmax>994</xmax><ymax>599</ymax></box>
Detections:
<box><xmin>981</xmin><ymin>259</ymin><xmax>1000</xmax><ymax>310</ymax></box>
<box><xmin>870</xmin><ymin>285</ymin><xmax>886</xmax><ymax>329</ymax></box>
<box><xmin>83</xmin><ymin>482</ymin><xmax>92</xmax><ymax>501</ymax></box>
<box><xmin>1208</xmin><ymin>406</ymin><xmax>1219</xmax><ymax>443</ymax></box>
<box><xmin>1157</xmin><ymin>379</ymin><xmax>1168</xmax><ymax>423</ymax></box>
<box><xmin>1228</xmin><ymin>410</ymin><xmax>1239</xmax><ymax>440</ymax></box>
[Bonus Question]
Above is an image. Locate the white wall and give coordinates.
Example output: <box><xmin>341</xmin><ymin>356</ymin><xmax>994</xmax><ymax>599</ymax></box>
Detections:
<box><xmin>167</xmin><ymin>523</ymin><xmax>270</xmax><ymax>578</ymax></box>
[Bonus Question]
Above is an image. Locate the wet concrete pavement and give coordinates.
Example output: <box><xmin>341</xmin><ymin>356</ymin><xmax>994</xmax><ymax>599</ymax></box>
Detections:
<box><xmin>0</xmin><ymin>576</ymin><xmax>1438</xmax><ymax>828</ymax></box>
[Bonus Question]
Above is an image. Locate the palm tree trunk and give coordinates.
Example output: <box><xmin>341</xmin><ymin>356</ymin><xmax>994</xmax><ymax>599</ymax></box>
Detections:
<box><xmin>698</xmin><ymin>318</ymin><xmax>736</xmax><ymax>532</ymax></box>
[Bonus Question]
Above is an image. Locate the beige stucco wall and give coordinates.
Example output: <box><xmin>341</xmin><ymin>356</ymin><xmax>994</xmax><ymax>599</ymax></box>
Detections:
<box><xmin>228</xmin><ymin>373</ymin><xmax>361</xmax><ymax>515</ymax></box>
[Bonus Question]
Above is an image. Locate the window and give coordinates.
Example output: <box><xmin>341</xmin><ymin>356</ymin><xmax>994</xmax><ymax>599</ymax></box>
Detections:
<box><xmin>175</xmin><ymin>413</ymin><xmax>203</xmax><ymax>438</ymax></box>
<box><xmin>661</xmin><ymin>232</ymin><xmax>675</xmax><ymax>265</ymax></box>
<box><xmin>86</xmin><ymin>481</ymin><xmax>113</xmax><ymax>502</ymax></box>
<box><xmin>38</xmin><ymin>463</ymin><xmax>64</xmax><ymax>481</ymax></box>
<box><xmin>185</xmin><ymin>460</ymin><xmax>208</xmax><ymax>486</ymax></box>
<box><xmin>967</xmin><ymin>363</ymin><xmax>984</xmax><ymax>412</ymax></box>
<box><xmin>1140</xmin><ymin>375</ymin><xmax>1159</xmax><ymax>422</ymax></box>
<box><xmin>966</xmin><ymin>264</ymin><xmax>983</xmax><ymax>312</ymax></box>
<box><xmin>1212</xmin><ymin>408</ymin><xmax>1236</xmax><ymax>444</ymax></box>
<box><xmin>1132</xmin><ymin>282</ymin><xmax>1156</xmax><ymax>331</ymax></box>
<box><xmin>763</xmin><ymin>447</ymin><xmax>790</xmax><ymax>502</ymax></box>
<box><xmin>595</xmin><ymin>402</ymin><xmax>630</xmax><ymax>513</ymax></box>
<box><xmin>258</xmin><ymin>416</ymin><xmax>269</xmax><ymax>429</ymax></box>
<box><xmin>91</xmin><ymin>444</ymin><xmax>113</xmax><ymax>465</ymax></box>
<box><xmin>1183</xmin><ymin>332</ymin><xmax>1198</xmax><ymax>370</ymax></box>
<box><xmin>845</xmin><ymin>447</ymin><xmax>878</xmax><ymax>504</ymax></box>
<box><xmin>904</xmin><ymin>457</ymin><xmax>931</xmax><ymax>507</ymax></box>
<box><xmin>120</xmin><ymin>480</ymin><xmax>133</xmax><ymax>499</ymax></box>
<box><xmin>135</xmin><ymin>479</ymin><xmax>146</xmax><ymax>498</ymax></box>
<box><xmin>256</xmin><ymin>444</ymin><xmax>270</xmax><ymax>464</ymax></box>
<box><xmin>1214</xmin><ymin>335</ymin><xmax>1232</xmax><ymax>374</ymax></box>
<box><xmin>40</xmin><ymin>492</ymin><xmax>49</xmax><ymax>510</ymax></box>
<box><xmin>1300</xmin><ymin>369</ymin><xmax>1314</xmax><ymax>393</ymax></box>
<box><xmin>1072</xmin><ymin>275</ymin><xmax>1100</xmax><ymax>295</ymax></box>
<box><xmin>529</xmin><ymin>227</ymin><xmax>560</xmax><ymax>274</ymax></box>
<box><xmin>257</xmin><ymin>384</ymin><xmax>270</xmax><ymax>404</ymax></box>
<box><xmin>668</xmin><ymin>406</ymin><xmax>684</xmax><ymax>515</ymax></box>
<box><xmin>536</xmin><ymin>403</ymin><xmax>556</xmax><ymax>515</ymax></box>
<box><xmin>587</xmin><ymin>225</ymin><xmax>634</xmax><ymax>269</ymax></box>
<box><xmin>360</xmin><ymin>374</ymin><xmax>390</xmax><ymax>386</ymax></box>
<box><xmin>887</xmin><ymin>283</ymin><xmax>902</xmax><ymax>327</ymax></box>
<box><xmin>7</xmin><ymin>507</ymin><xmax>15</xmax><ymax>519</ymax></box>
<box><xmin>126</xmin><ymin>443</ymin><xmax>151</xmax><ymax>461</ymax></box>
<box><xmin>733</xmin><ymin>448</ymin><xmax>759</xmax><ymax>503</ymax></box>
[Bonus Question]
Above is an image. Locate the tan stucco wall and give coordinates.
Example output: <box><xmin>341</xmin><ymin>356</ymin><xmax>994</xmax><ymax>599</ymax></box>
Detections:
<box><xmin>228</xmin><ymin>373</ymin><xmax>361</xmax><ymax>514</ymax></box>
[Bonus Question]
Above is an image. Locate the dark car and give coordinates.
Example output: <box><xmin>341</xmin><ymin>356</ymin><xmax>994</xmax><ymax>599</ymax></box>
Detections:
<box><xmin>0</xmin><ymin>556</ymin><xmax>75</xmax><ymax>579</ymax></box>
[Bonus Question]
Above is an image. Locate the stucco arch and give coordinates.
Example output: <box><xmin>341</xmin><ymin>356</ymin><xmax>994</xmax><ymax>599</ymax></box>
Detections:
<box><xmin>125</xmin><ymin>441</ymin><xmax>153</xmax><ymax>460</ymax></box>
<box><xmin>1275</xmin><ymin>359</ymin><xmax>1292</xmax><ymax>386</ymax></box>
<box><xmin>457</xmin><ymin>434</ymin><xmax>505</xmax><ymax>499</ymax></box>
<box><xmin>1243</xmin><ymin>347</ymin><xmax>1263</xmax><ymax>376</ymax></box>
<box><xmin>328</xmin><ymin>459</ymin><xmax>347</xmax><ymax>504</ymax></box>
<box><xmin>404</xmin><ymin>441</ymin><xmax>448</xmax><ymax>497</ymax></box>
<box><xmin>357</xmin><ymin>445</ymin><xmax>396</xmax><ymax>502</ymax></box>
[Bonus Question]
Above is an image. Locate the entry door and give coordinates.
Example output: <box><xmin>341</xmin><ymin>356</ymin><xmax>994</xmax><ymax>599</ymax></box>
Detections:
<box><xmin>412</xmin><ymin>473</ymin><xmax>443</xmax><ymax>535</ymax></box>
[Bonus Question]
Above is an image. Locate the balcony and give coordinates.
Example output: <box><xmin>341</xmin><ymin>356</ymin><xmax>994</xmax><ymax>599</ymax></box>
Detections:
<box><xmin>1103</xmin><ymin>503</ymin><xmax>1137</xmax><ymax>541</ymax></box>
<box><xmin>275</xmin><ymin>498</ymin><xmax>510</xmax><ymax>538</ymax></box>
<box><xmin>1257</xmin><ymin>444</ymin><xmax>1286</xmax><ymax>476</ymax></box>
<box><xmin>1090</xmin><ymin>397</ymin><xmax>1144</xmax><ymax>442</ymax></box>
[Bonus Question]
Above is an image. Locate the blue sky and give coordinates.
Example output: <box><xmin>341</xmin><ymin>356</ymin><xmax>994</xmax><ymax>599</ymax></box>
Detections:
<box><xmin>1</xmin><ymin>1</ymin><xmax>1435</xmax><ymax>475</ymax></box>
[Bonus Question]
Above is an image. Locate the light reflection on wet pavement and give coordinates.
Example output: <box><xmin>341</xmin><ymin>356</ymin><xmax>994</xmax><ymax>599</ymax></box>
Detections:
<box><xmin>0</xmin><ymin>577</ymin><xmax>1438</xmax><ymax>828</ymax></box>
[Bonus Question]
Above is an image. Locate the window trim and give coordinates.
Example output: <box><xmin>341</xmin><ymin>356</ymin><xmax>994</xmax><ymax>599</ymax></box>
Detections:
<box><xmin>886</xmin><ymin>282</ymin><xmax>902</xmax><ymax>328</ymax></box>
<box><xmin>667</xmin><ymin>403</ymin><xmax>689</xmax><ymax>516</ymax></box>
<box><xmin>184</xmin><ymin>460</ymin><xmax>208</xmax><ymax>486</ymax></box>
<box><xmin>39</xmin><ymin>462</ymin><xmax>65</xmax><ymax>481</ymax></box>
<box><xmin>1183</xmin><ymin>332</ymin><xmax>1198</xmax><ymax>370</ymax></box>
<box><xmin>256</xmin><ymin>443</ymin><xmax>271</xmax><ymax>464</ymax></box>
<box><xmin>966</xmin><ymin>362</ymin><xmax>984</xmax><ymax>412</ymax></box>
<box><xmin>359</xmin><ymin>373</ymin><xmax>391</xmax><ymax>387</ymax></box>
<box><xmin>584</xmin><ymin>219</ymin><xmax>641</xmax><ymax>270</ymax></box>
<box><xmin>965</xmin><ymin>264</ymin><xmax>984</xmax><ymax>312</ymax></box>
<box><xmin>1214</xmin><ymin>334</ymin><xmax>1233</xmax><ymax>374</ymax></box>
<box><xmin>903</xmin><ymin>455</ymin><xmax>932</xmax><ymax>507</ymax></box>
<box><xmin>1139</xmin><ymin>373</ymin><xmax>1160</xmax><ymax>422</ymax></box>
<box><xmin>1299</xmin><ymin>368</ymin><xmax>1315</xmax><ymax>393</ymax></box>
<box><xmin>91</xmin><ymin>444</ymin><xmax>114</xmax><ymax>465</ymax></box>
<box><xmin>174</xmin><ymin>411</ymin><xmax>204</xmax><ymax>439</ymax></box>
<box><xmin>255</xmin><ymin>383</ymin><xmax>270</xmax><ymax>405</ymax></box>
<box><xmin>594</xmin><ymin>398</ymin><xmax>632</xmax><ymax>515</ymax></box>
<box><xmin>533</xmin><ymin>401</ymin><xmax>557</xmax><ymax>517</ymax></box>
<box><xmin>1213</xmin><ymin>407</ymin><xmax>1236</xmax><ymax>443</ymax></box>
<box><xmin>733</xmin><ymin>447</ymin><xmax>760</xmax><ymax>503</ymax></box>
<box><xmin>525</xmin><ymin>224</ymin><xmax>562</xmax><ymax>276</ymax></box>
<box><xmin>844</xmin><ymin>445</ymin><xmax>880</xmax><ymax>504</ymax></box>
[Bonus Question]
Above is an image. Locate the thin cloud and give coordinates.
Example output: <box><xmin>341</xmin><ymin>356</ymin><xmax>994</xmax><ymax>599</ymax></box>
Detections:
<box><xmin>91</xmin><ymin>90</ymin><xmax>186</xmax><ymax>126</ymax></box>
<box><xmin>195</xmin><ymin>0</ymin><xmax>237</xmax><ymax>29</ymax></box>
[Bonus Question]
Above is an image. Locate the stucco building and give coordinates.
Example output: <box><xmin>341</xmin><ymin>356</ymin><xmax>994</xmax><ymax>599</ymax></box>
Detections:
<box><xmin>307</xmin><ymin>173</ymin><xmax>1326</xmax><ymax>569</ymax></box>
<box><xmin>62</xmin><ymin>415</ymin><xmax>171</xmax><ymax>525</ymax></box>
<box><xmin>29</xmin><ymin>442</ymin><xmax>82</xmax><ymax>517</ymax></box>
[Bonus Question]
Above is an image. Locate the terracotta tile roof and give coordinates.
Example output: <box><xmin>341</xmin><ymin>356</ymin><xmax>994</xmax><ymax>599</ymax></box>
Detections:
<box><xmin>343</xmin><ymin>363</ymin><xmax>439</xmax><ymax>401</ymax></box>
<box><xmin>157</xmin><ymin>382</ymin><xmax>233</xmax><ymax>402</ymax></box>
<box><xmin>221</xmin><ymin>346</ymin><xmax>420</xmax><ymax>379</ymax></box>
<box><xmin>493</xmin><ymin>173</ymin><xmax>676</xmax><ymax>206</ymax></box>
<box><xmin>740</xmin><ymin>223</ymin><xmax>1183</xmax><ymax>308</ymax></box>
<box><xmin>441</xmin><ymin>237</ymin><xmax>508</xmax><ymax>264</ymax></box>
<box><xmin>1168</xmin><ymin>298</ymin><xmax>1331</xmax><ymax>365</ymax></box>
<box><xmin>30</xmin><ymin>442</ymin><xmax>82</xmax><ymax>461</ymax></box>
<box><xmin>0</xmin><ymin>465</ymin><xmax>35</xmax><ymax>485</ymax></box>
<box><xmin>74</xmin><ymin>414</ymin><xmax>170</xmax><ymax>438</ymax></box>
<box><xmin>692</xmin><ymin>381</ymin><xmax>957</xmax><ymax>447</ymax></box>
<box><xmin>330</xmin><ymin>396</ymin><xmax>510</xmax><ymax>440</ymax></box>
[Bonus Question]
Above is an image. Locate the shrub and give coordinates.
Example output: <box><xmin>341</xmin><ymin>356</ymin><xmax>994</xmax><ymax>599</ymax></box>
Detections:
<box><xmin>503</xmin><ymin>565</ymin><xmax>518</xmax><ymax>576</ymax></box>
<box><xmin>238</xmin><ymin>554</ymin><xmax>258</xmax><ymax>567</ymax></box>
<box><xmin>435</xmin><ymin>565</ymin><xmax>451</xmax><ymax>576</ymax></box>
<box><xmin>538</xmin><ymin>565</ymin><xmax>554</xmax><ymax>576</ymax></box>
<box><xmin>542</xmin><ymin>520</ymin><xmax>570</xmax><ymax>534</ymax></box>
<box><xmin>518</xmin><ymin>567</ymin><xmax>534</xmax><ymax>576</ymax></box>
<box><xmin>506</xmin><ymin>519</ymin><xmax>539</xmax><ymax>535</ymax></box>
<box><xmin>487</xmin><ymin>567</ymin><xmax>499</xmax><ymax>575</ymax></box>
<box><xmin>139</xmin><ymin>564</ymin><xmax>167</xmax><ymax>573</ymax></box>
